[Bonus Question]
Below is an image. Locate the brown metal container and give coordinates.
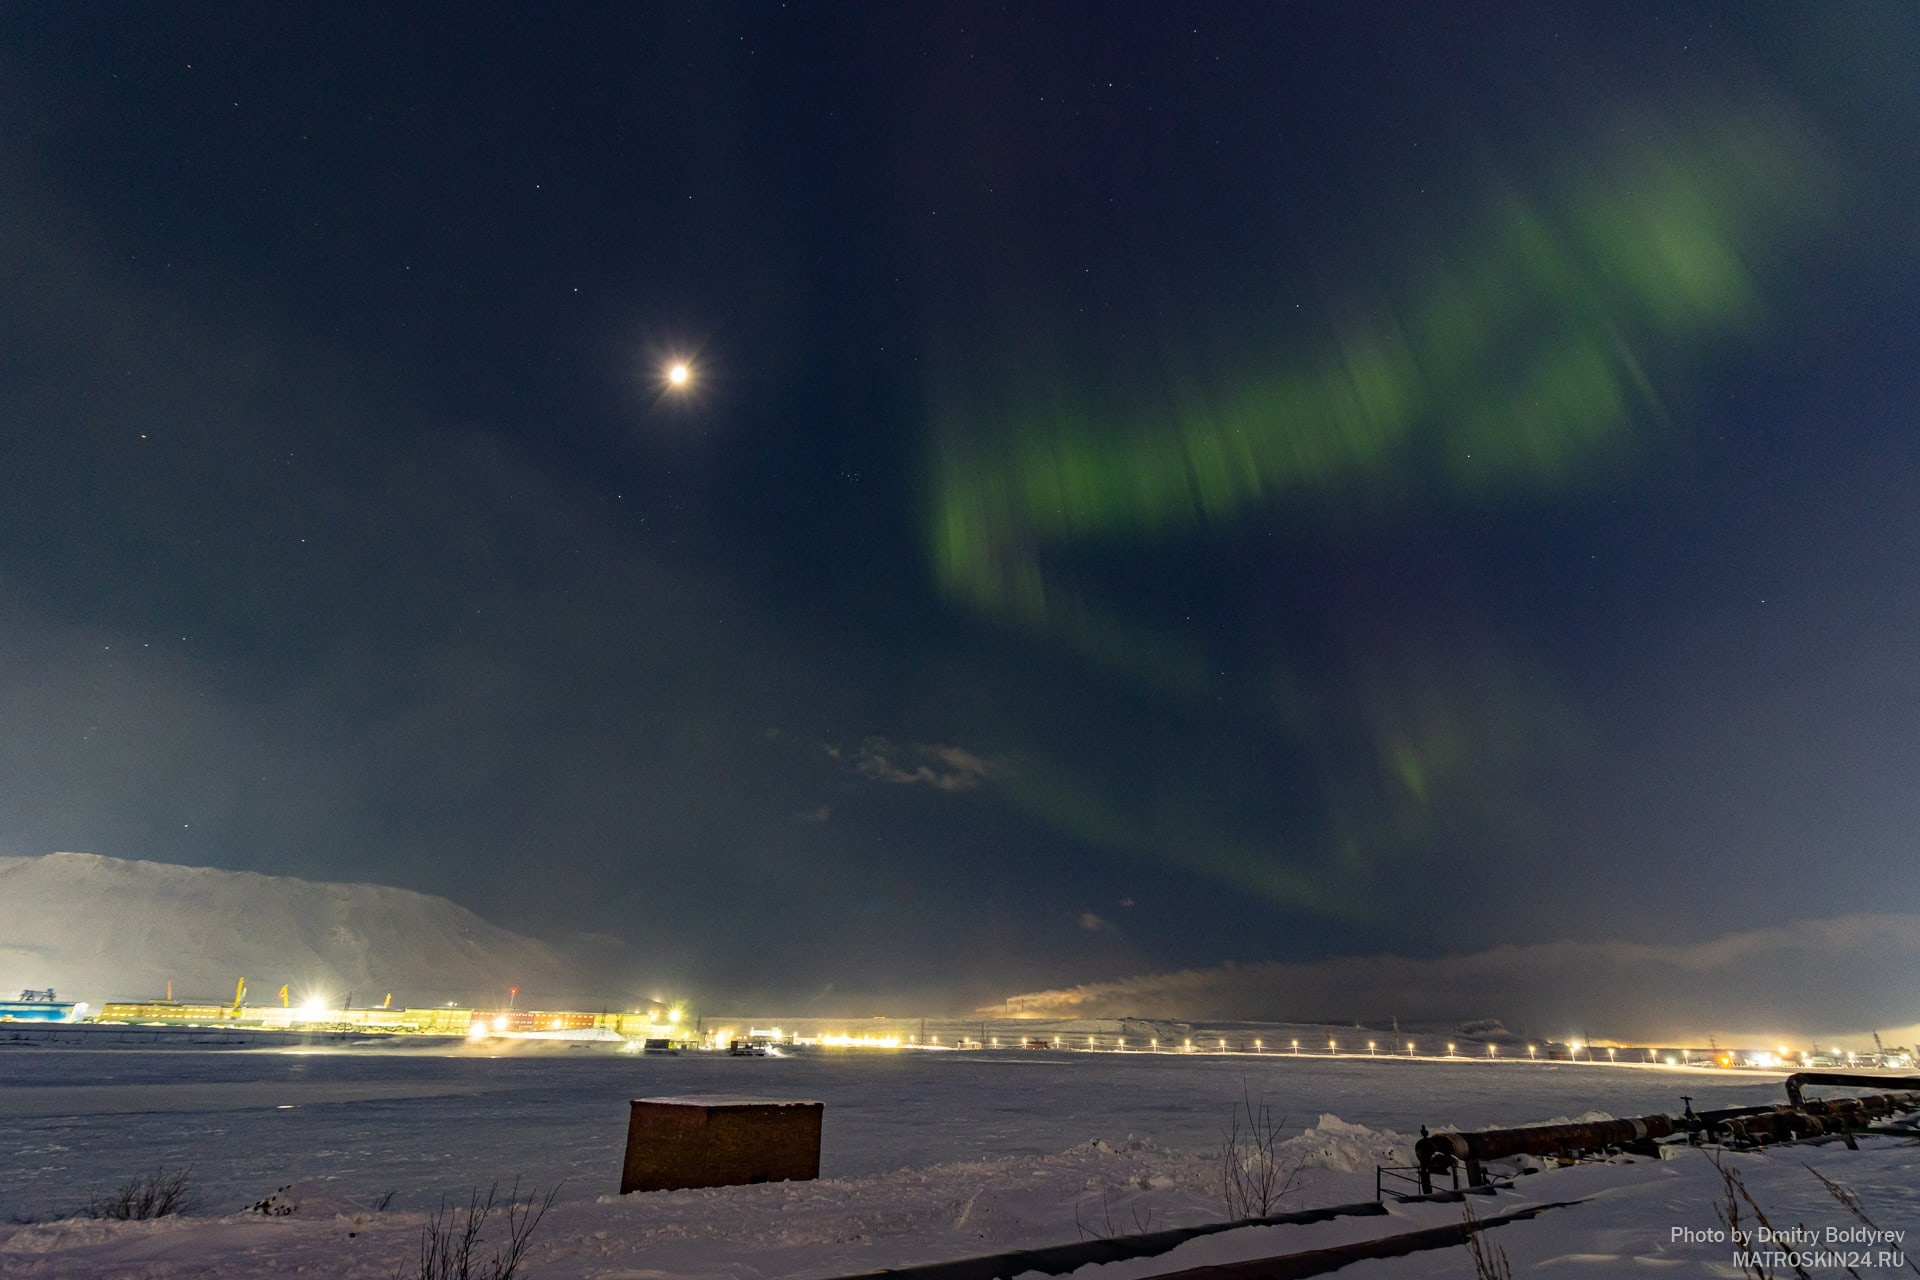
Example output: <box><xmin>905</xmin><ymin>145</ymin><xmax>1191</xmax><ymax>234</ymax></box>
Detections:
<box><xmin>619</xmin><ymin>1094</ymin><xmax>824</xmax><ymax>1194</ymax></box>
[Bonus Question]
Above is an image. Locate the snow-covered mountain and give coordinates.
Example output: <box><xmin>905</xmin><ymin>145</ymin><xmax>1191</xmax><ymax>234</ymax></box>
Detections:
<box><xmin>0</xmin><ymin>851</ymin><xmax>586</xmax><ymax>1008</ymax></box>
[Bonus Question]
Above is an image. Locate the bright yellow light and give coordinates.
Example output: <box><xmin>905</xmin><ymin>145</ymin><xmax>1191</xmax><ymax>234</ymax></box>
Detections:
<box><xmin>668</xmin><ymin>1008</ymin><xmax>681</xmax><ymax>1024</ymax></box>
<box><xmin>813</xmin><ymin>1032</ymin><xmax>901</xmax><ymax>1048</ymax></box>
<box><xmin>299</xmin><ymin>1001</ymin><xmax>327</xmax><ymax>1020</ymax></box>
<box><xmin>667</xmin><ymin>362</ymin><xmax>690</xmax><ymax>387</ymax></box>
<box><xmin>492</xmin><ymin>1015</ymin><xmax>508</xmax><ymax>1032</ymax></box>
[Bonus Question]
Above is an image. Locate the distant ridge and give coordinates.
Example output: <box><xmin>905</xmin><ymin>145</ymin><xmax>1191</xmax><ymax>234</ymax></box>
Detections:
<box><xmin>0</xmin><ymin>851</ymin><xmax>586</xmax><ymax>1007</ymax></box>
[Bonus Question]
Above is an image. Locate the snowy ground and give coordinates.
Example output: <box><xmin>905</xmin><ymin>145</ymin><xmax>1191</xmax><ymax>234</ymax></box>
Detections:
<box><xmin>1</xmin><ymin>1039</ymin><xmax>1914</xmax><ymax>1277</ymax></box>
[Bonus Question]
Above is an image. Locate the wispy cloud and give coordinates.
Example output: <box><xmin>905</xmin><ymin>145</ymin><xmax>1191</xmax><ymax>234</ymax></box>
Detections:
<box><xmin>837</xmin><ymin>737</ymin><xmax>998</xmax><ymax>792</ymax></box>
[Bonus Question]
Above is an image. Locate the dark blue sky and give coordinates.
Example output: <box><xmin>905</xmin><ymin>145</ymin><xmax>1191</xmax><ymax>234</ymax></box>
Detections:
<box><xmin>3</xmin><ymin>4</ymin><xmax>1918</xmax><ymax>1014</ymax></box>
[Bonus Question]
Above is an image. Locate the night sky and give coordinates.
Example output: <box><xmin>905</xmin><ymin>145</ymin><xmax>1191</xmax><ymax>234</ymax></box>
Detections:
<box><xmin>4</xmin><ymin>4</ymin><xmax>1918</xmax><ymax>1018</ymax></box>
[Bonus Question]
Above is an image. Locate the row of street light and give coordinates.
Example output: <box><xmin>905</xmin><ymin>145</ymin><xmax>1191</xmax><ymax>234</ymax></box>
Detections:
<box><xmin>956</xmin><ymin>1034</ymin><xmax>1633</xmax><ymax>1059</ymax></box>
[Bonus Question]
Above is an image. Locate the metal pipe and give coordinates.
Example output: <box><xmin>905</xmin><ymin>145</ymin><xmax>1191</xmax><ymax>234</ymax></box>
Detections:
<box><xmin>1415</xmin><ymin>1114</ymin><xmax>1674</xmax><ymax>1175</ymax></box>
<box><xmin>1418</xmin><ymin>1087</ymin><xmax>1920</xmax><ymax>1176</ymax></box>
<box><xmin>1783</xmin><ymin>1072</ymin><xmax>1920</xmax><ymax>1108</ymax></box>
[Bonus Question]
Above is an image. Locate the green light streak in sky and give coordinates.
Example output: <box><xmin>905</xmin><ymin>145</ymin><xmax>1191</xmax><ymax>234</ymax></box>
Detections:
<box><xmin>926</xmin><ymin>100</ymin><xmax>1829</xmax><ymax>908</ymax></box>
<box><xmin>930</xmin><ymin>103</ymin><xmax>1825</xmax><ymax>628</ymax></box>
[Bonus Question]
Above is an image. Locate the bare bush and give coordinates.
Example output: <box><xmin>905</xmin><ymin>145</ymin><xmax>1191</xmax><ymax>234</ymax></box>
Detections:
<box><xmin>1805</xmin><ymin>1163</ymin><xmax>1920</xmax><ymax>1277</ymax></box>
<box><xmin>1074</xmin><ymin>1189</ymin><xmax>1155</xmax><ymax>1241</ymax></box>
<box><xmin>86</xmin><ymin>1166</ymin><xmax>196</xmax><ymax>1220</ymax></box>
<box><xmin>1459</xmin><ymin>1193</ymin><xmax>1514</xmax><ymax>1280</ymax></box>
<box><xmin>1711</xmin><ymin>1151</ymin><xmax>1810</xmax><ymax>1280</ymax></box>
<box><xmin>1220</xmin><ymin>1084</ymin><xmax>1300</xmax><ymax>1220</ymax></box>
<box><xmin>399</xmin><ymin>1179</ymin><xmax>559</xmax><ymax>1280</ymax></box>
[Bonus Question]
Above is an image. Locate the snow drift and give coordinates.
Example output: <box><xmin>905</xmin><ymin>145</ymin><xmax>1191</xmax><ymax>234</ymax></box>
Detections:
<box><xmin>0</xmin><ymin>851</ymin><xmax>585</xmax><ymax>1007</ymax></box>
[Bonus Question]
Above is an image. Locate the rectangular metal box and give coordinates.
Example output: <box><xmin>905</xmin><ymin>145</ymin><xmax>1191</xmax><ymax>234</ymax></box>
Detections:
<box><xmin>619</xmin><ymin>1094</ymin><xmax>824</xmax><ymax>1194</ymax></box>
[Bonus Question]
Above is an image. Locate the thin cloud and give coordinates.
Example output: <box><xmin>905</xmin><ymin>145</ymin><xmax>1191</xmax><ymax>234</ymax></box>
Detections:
<box><xmin>839</xmin><ymin>737</ymin><xmax>998</xmax><ymax>792</ymax></box>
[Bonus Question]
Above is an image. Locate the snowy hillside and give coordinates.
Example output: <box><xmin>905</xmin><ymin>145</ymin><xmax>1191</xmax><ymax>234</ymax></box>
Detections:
<box><xmin>0</xmin><ymin>852</ymin><xmax>585</xmax><ymax>1007</ymax></box>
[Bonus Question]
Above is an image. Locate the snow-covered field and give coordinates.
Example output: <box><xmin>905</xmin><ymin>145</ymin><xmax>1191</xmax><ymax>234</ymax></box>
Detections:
<box><xmin>2</xmin><ymin>1040</ymin><xmax>1914</xmax><ymax>1277</ymax></box>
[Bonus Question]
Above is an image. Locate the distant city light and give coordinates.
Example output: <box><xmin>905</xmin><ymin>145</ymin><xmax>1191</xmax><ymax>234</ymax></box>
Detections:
<box><xmin>813</xmin><ymin>1032</ymin><xmax>900</xmax><ymax>1048</ymax></box>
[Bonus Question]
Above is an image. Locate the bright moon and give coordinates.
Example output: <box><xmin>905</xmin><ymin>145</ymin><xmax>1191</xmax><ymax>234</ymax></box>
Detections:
<box><xmin>667</xmin><ymin>362</ymin><xmax>690</xmax><ymax>387</ymax></box>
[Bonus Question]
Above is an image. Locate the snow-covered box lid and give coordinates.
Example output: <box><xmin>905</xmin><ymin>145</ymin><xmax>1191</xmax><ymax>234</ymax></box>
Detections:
<box><xmin>634</xmin><ymin>1095</ymin><xmax>823</xmax><ymax>1108</ymax></box>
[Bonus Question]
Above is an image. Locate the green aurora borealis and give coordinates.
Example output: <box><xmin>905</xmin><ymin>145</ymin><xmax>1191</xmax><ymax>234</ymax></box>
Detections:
<box><xmin>926</xmin><ymin>99</ymin><xmax>1831</xmax><ymax>911</ymax></box>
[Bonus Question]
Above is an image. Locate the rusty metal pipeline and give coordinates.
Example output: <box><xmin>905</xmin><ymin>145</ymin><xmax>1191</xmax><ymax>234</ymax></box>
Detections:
<box><xmin>1415</xmin><ymin>1114</ymin><xmax>1675</xmax><ymax>1174</ymax></box>
<box><xmin>1783</xmin><ymin>1072</ymin><xmax>1920</xmax><ymax>1107</ymax></box>
<box><xmin>1418</xmin><ymin>1089</ymin><xmax>1920</xmax><ymax>1176</ymax></box>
